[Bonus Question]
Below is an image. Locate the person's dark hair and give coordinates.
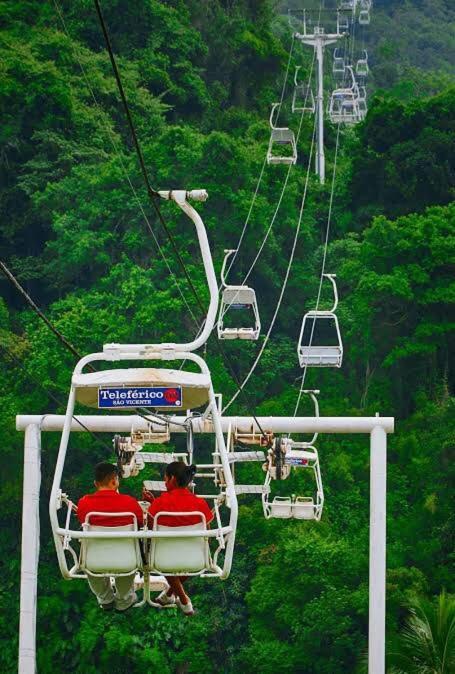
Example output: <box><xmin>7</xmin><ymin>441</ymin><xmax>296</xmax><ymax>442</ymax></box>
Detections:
<box><xmin>165</xmin><ymin>461</ymin><xmax>196</xmax><ymax>488</ymax></box>
<box><xmin>94</xmin><ymin>462</ymin><xmax>118</xmax><ymax>485</ymax></box>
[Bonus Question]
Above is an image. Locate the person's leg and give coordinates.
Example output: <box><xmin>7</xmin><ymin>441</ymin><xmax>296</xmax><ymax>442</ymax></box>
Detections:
<box><xmin>165</xmin><ymin>575</ymin><xmax>188</xmax><ymax>597</ymax></box>
<box><xmin>87</xmin><ymin>575</ymin><xmax>115</xmax><ymax>606</ymax></box>
<box><xmin>166</xmin><ymin>576</ymin><xmax>189</xmax><ymax>604</ymax></box>
<box><xmin>114</xmin><ymin>573</ymin><xmax>137</xmax><ymax>611</ymax></box>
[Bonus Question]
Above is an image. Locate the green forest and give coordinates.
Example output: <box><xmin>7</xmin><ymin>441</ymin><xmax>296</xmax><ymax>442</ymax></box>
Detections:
<box><xmin>1</xmin><ymin>0</ymin><xmax>454</xmax><ymax>672</ymax></box>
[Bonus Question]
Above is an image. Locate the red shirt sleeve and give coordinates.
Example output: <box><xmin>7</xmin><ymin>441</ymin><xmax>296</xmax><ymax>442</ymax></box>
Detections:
<box><xmin>77</xmin><ymin>496</ymin><xmax>88</xmax><ymax>525</ymax></box>
<box><xmin>198</xmin><ymin>497</ymin><xmax>214</xmax><ymax>525</ymax></box>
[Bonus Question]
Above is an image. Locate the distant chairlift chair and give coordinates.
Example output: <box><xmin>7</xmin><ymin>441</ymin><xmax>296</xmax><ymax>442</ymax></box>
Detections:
<box><xmin>328</xmin><ymin>66</ymin><xmax>361</xmax><ymax>124</ymax></box>
<box><xmin>262</xmin><ymin>391</ymin><xmax>324</xmax><ymax>521</ymax></box>
<box><xmin>297</xmin><ymin>273</ymin><xmax>343</xmax><ymax>368</ymax></box>
<box><xmin>292</xmin><ymin>66</ymin><xmax>315</xmax><ymax>115</ymax></box>
<box><xmin>356</xmin><ymin>50</ymin><xmax>369</xmax><ymax>77</ymax></box>
<box><xmin>332</xmin><ymin>48</ymin><xmax>346</xmax><ymax>75</ymax></box>
<box><xmin>266</xmin><ymin>102</ymin><xmax>297</xmax><ymax>165</ymax></box>
<box><xmin>217</xmin><ymin>249</ymin><xmax>261</xmax><ymax>340</ymax></box>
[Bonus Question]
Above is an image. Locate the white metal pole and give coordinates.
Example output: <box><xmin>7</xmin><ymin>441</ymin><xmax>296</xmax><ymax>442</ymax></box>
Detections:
<box><xmin>316</xmin><ymin>37</ymin><xmax>325</xmax><ymax>184</ymax></box>
<box><xmin>19</xmin><ymin>424</ymin><xmax>41</xmax><ymax>674</ymax></box>
<box><xmin>368</xmin><ymin>425</ymin><xmax>387</xmax><ymax>674</ymax></box>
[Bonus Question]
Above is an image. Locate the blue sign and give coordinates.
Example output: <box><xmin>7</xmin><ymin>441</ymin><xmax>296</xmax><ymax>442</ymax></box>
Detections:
<box><xmin>98</xmin><ymin>386</ymin><xmax>182</xmax><ymax>408</ymax></box>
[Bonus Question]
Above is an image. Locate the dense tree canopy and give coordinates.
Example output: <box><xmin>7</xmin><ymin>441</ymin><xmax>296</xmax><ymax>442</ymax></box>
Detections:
<box><xmin>0</xmin><ymin>0</ymin><xmax>454</xmax><ymax>672</ymax></box>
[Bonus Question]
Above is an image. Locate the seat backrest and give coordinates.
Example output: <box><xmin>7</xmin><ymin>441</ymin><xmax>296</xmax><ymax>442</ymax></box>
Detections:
<box><xmin>271</xmin><ymin>128</ymin><xmax>294</xmax><ymax>144</ymax></box>
<box><xmin>149</xmin><ymin>520</ymin><xmax>210</xmax><ymax>574</ymax></box>
<box><xmin>223</xmin><ymin>286</ymin><xmax>256</xmax><ymax>306</ymax></box>
<box><xmin>80</xmin><ymin>524</ymin><xmax>142</xmax><ymax>575</ymax></box>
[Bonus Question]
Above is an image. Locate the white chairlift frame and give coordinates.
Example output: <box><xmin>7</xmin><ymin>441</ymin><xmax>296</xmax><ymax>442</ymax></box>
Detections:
<box><xmin>333</xmin><ymin>47</ymin><xmax>346</xmax><ymax>74</ymax></box>
<box><xmin>298</xmin><ymin>274</ymin><xmax>344</xmax><ymax>368</ymax></box>
<box><xmin>356</xmin><ymin>50</ymin><xmax>369</xmax><ymax>77</ymax></box>
<box><xmin>266</xmin><ymin>102</ymin><xmax>298</xmax><ymax>166</ymax></box>
<box><xmin>292</xmin><ymin>66</ymin><xmax>315</xmax><ymax>114</ymax></box>
<box><xmin>217</xmin><ymin>249</ymin><xmax>261</xmax><ymax>340</ymax></box>
<box><xmin>328</xmin><ymin>66</ymin><xmax>362</xmax><ymax>125</ymax></box>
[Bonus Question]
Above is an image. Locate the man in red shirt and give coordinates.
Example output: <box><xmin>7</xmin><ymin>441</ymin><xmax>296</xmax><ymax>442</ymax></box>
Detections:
<box><xmin>77</xmin><ymin>462</ymin><xmax>145</xmax><ymax>611</ymax></box>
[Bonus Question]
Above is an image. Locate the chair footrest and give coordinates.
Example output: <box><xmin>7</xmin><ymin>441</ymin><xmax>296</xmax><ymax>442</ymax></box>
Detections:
<box><xmin>228</xmin><ymin>451</ymin><xmax>265</xmax><ymax>463</ymax></box>
<box><xmin>234</xmin><ymin>484</ymin><xmax>270</xmax><ymax>495</ymax></box>
<box><xmin>143</xmin><ymin>480</ymin><xmax>167</xmax><ymax>492</ymax></box>
<box><xmin>136</xmin><ymin>452</ymin><xmax>187</xmax><ymax>464</ymax></box>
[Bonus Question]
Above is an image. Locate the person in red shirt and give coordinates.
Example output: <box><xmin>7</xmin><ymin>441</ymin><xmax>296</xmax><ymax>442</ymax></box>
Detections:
<box><xmin>143</xmin><ymin>461</ymin><xmax>213</xmax><ymax>616</ymax></box>
<box><xmin>77</xmin><ymin>462</ymin><xmax>145</xmax><ymax>612</ymax></box>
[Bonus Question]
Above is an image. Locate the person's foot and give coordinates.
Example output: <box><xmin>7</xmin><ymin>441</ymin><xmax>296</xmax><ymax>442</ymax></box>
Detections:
<box><xmin>155</xmin><ymin>590</ymin><xmax>176</xmax><ymax>607</ymax></box>
<box><xmin>175</xmin><ymin>596</ymin><xmax>194</xmax><ymax>616</ymax></box>
<box><xmin>99</xmin><ymin>601</ymin><xmax>115</xmax><ymax>611</ymax></box>
<box><xmin>115</xmin><ymin>592</ymin><xmax>138</xmax><ymax>613</ymax></box>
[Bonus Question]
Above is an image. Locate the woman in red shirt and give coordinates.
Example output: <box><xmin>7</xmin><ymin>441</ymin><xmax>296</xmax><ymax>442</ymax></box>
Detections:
<box><xmin>144</xmin><ymin>461</ymin><xmax>213</xmax><ymax>615</ymax></box>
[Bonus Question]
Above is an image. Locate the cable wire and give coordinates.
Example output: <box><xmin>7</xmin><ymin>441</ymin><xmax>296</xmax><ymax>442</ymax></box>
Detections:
<box><xmin>224</xmin><ymin>34</ymin><xmax>296</xmax><ymax>282</ymax></box>
<box><xmin>222</xmin><ymin>112</ymin><xmax>318</xmax><ymax>413</ymax></box>
<box><xmin>293</xmin><ymin>122</ymin><xmax>342</xmax><ymax>417</ymax></box>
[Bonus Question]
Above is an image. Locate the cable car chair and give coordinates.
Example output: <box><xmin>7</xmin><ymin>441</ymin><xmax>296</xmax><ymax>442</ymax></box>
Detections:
<box><xmin>332</xmin><ymin>48</ymin><xmax>346</xmax><ymax>75</ymax></box>
<box><xmin>358</xmin><ymin>8</ymin><xmax>370</xmax><ymax>24</ymax></box>
<box><xmin>292</xmin><ymin>66</ymin><xmax>315</xmax><ymax>115</ymax></box>
<box><xmin>262</xmin><ymin>391</ymin><xmax>324</xmax><ymax>520</ymax></box>
<box><xmin>338</xmin><ymin>0</ymin><xmax>356</xmax><ymax>10</ymax></box>
<box><xmin>217</xmin><ymin>249</ymin><xmax>261</xmax><ymax>340</ymax></box>
<box><xmin>297</xmin><ymin>273</ymin><xmax>343</xmax><ymax>368</ymax></box>
<box><xmin>49</xmin><ymin>190</ymin><xmax>239</xmax><ymax>608</ymax></box>
<box><xmin>337</xmin><ymin>11</ymin><xmax>350</xmax><ymax>32</ymax></box>
<box><xmin>328</xmin><ymin>66</ymin><xmax>361</xmax><ymax>125</ymax></box>
<box><xmin>266</xmin><ymin>102</ymin><xmax>297</xmax><ymax>166</ymax></box>
<box><xmin>356</xmin><ymin>50</ymin><xmax>369</xmax><ymax>77</ymax></box>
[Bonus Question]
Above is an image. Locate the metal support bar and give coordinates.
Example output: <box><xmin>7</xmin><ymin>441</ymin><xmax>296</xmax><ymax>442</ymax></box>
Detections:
<box><xmin>369</xmin><ymin>425</ymin><xmax>387</xmax><ymax>674</ymax></box>
<box><xmin>16</xmin><ymin>415</ymin><xmax>394</xmax><ymax>434</ymax></box>
<box><xmin>19</xmin><ymin>424</ymin><xmax>41</xmax><ymax>674</ymax></box>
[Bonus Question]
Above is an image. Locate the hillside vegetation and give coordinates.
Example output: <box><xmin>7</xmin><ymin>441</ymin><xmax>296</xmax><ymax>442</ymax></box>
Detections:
<box><xmin>0</xmin><ymin>1</ymin><xmax>454</xmax><ymax>672</ymax></box>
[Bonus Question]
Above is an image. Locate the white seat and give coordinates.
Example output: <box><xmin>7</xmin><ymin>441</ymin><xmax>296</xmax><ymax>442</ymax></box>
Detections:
<box><xmin>149</xmin><ymin>516</ymin><xmax>211</xmax><ymax>575</ymax></box>
<box><xmin>292</xmin><ymin>497</ymin><xmax>316</xmax><ymax>520</ymax></box>
<box><xmin>270</xmin><ymin>496</ymin><xmax>293</xmax><ymax>518</ymax></box>
<box><xmin>80</xmin><ymin>523</ymin><xmax>142</xmax><ymax>576</ymax></box>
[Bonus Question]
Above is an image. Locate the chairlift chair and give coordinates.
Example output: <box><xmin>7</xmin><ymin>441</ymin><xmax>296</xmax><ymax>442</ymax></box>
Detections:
<box><xmin>358</xmin><ymin>9</ymin><xmax>370</xmax><ymax>24</ymax></box>
<box><xmin>262</xmin><ymin>392</ymin><xmax>324</xmax><ymax>521</ymax></box>
<box><xmin>292</xmin><ymin>66</ymin><xmax>315</xmax><ymax>115</ymax></box>
<box><xmin>297</xmin><ymin>274</ymin><xmax>343</xmax><ymax>368</ymax></box>
<box><xmin>332</xmin><ymin>48</ymin><xmax>346</xmax><ymax>75</ymax></box>
<box><xmin>337</xmin><ymin>12</ymin><xmax>350</xmax><ymax>32</ymax></box>
<box><xmin>217</xmin><ymin>249</ymin><xmax>261</xmax><ymax>340</ymax></box>
<box><xmin>50</xmin><ymin>353</ymin><xmax>238</xmax><ymax>601</ymax></box>
<box><xmin>328</xmin><ymin>66</ymin><xmax>361</xmax><ymax>125</ymax></box>
<box><xmin>356</xmin><ymin>50</ymin><xmax>369</xmax><ymax>77</ymax></box>
<box><xmin>266</xmin><ymin>103</ymin><xmax>297</xmax><ymax>166</ymax></box>
<box><xmin>339</xmin><ymin>0</ymin><xmax>356</xmax><ymax>10</ymax></box>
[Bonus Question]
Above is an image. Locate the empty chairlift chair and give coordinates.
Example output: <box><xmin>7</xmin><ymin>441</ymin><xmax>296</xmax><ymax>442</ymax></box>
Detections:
<box><xmin>328</xmin><ymin>66</ymin><xmax>361</xmax><ymax>124</ymax></box>
<box><xmin>297</xmin><ymin>273</ymin><xmax>343</xmax><ymax>368</ymax></box>
<box><xmin>356</xmin><ymin>50</ymin><xmax>369</xmax><ymax>77</ymax></box>
<box><xmin>262</xmin><ymin>391</ymin><xmax>324</xmax><ymax>521</ymax></box>
<box><xmin>332</xmin><ymin>48</ymin><xmax>346</xmax><ymax>75</ymax></box>
<box><xmin>358</xmin><ymin>0</ymin><xmax>371</xmax><ymax>25</ymax></box>
<box><xmin>292</xmin><ymin>66</ymin><xmax>315</xmax><ymax>115</ymax></box>
<box><xmin>267</xmin><ymin>103</ymin><xmax>297</xmax><ymax>166</ymax></box>
<box><xmin>217</xmin><ymin>250</ymin><xmax>261</xmax><ymax>340</ymax></box>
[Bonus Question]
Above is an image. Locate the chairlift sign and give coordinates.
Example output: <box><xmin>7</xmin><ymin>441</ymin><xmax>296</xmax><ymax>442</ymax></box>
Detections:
<box><xmin>98</xmin><ymin>386</ymin><xmax>182</xmax><ymax>408</ymax></box>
